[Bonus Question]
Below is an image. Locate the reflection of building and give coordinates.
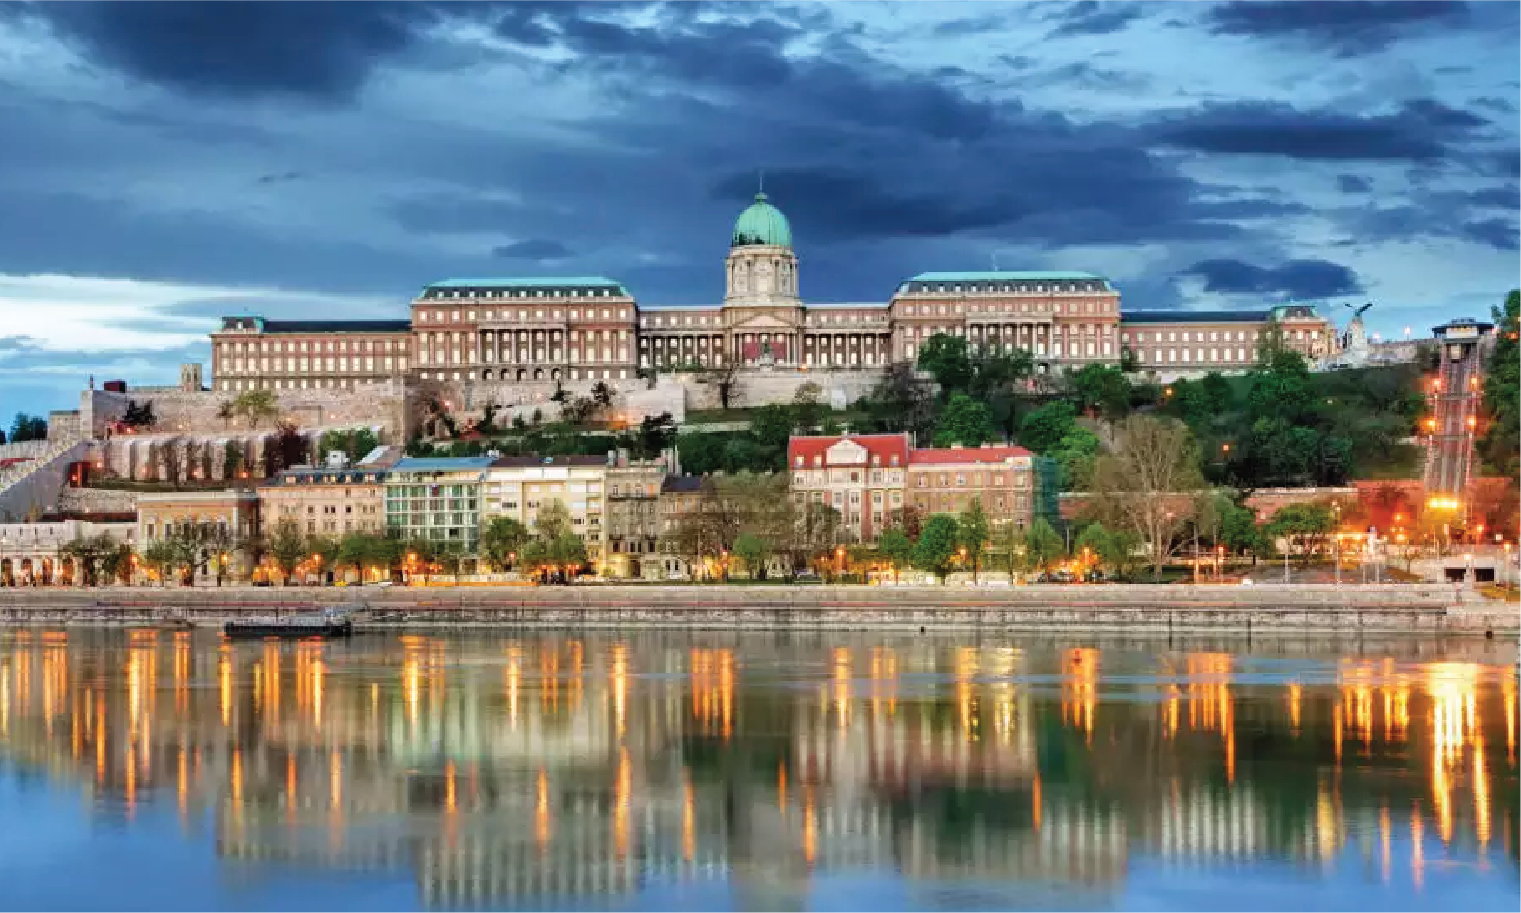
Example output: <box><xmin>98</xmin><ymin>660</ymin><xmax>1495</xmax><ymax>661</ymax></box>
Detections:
<box><xmin>2</xmin><ymin>634</ymin><xmax>1515</xmax><ymax>910</ymax></box>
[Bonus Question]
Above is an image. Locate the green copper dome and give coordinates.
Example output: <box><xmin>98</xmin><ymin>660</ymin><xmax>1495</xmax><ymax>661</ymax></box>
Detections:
<box><xmin>731</xmin><ymin>192</ymin><xmax>792</xmax><ymax>248</ymax></box>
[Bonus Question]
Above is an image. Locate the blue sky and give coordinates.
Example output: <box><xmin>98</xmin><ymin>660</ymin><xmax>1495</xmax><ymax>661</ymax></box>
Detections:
<box><xmin>0</xmin><ymin>1</ymin><xmax>1516</xmax><ymax>423</ymax></box>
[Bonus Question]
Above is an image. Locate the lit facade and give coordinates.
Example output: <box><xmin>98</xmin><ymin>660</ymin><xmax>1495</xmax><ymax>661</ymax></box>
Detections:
<box><xmin>906</xmin><ymin>445</ymin><xmax>1040</xmax><ymax>530</ymax></box>
<box><xmin>259</xmin><ymin>467</ymin><xmax>389</xmax><ymax>537</ymax></box>
<box><xmin>787</xmin><ymin>434</ymin><xmax>911</xmax><ymax>544</ymax></box>
<box><xmin>383</xmin><ymin>457</ymin><xmax>490</xmax><ymax>552</ymax></box>
<box><xmin>211</xmin><ymin>195</ymin><xmax>1336</xmax><ymax>394</ymax></box>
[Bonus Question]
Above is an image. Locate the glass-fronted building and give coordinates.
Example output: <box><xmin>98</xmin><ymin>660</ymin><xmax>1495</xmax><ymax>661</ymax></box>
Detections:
<box><xmin>384</xmin><ymin>457</ymin><xmax>493</xmax><ymax>552</ymax></box>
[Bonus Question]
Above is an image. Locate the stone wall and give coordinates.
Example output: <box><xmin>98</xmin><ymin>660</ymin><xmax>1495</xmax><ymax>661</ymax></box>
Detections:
<box><xmin>46</xmin><ymin>410</ymin><xmax>83</xmax><ymax>443</ymax></box>
<box><xmin>81</xmin><ymin>382</ymin><xmax>407</xmax><ymax>441</ymax></box>
<box><xmin>56</xmin><ymin>487</ymin><xmax>138</xmax><ymax>516</ymax></box>
<box><xmin>0</xmin><ymin>442</ymin><xmax>87</xmax><ymax>522</ymax></box>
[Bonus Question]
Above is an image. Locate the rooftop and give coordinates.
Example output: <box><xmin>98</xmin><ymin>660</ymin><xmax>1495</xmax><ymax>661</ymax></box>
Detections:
<box><xmin>392</xmin><ymin>457</ymin><xmax>496</xmax><ymax>472</ymax></box>
<box><xmin>909</xmin><ymin>444</ymin><xmax>1033</xmax><ymax>465</ymax></box>
<box><xmin>788</xmin><ymin>433</ymin><xmax>911</xmax><ymax>467</ymax></box>
<box><xmin>491</xmin><ymin>455</ymin><xmax>608</xmax><ymax>468</ymax></box>
<box><xmin>909</xmin><ymin>271</ymin><xmax>1105</xmax><ymax>283</ymax></box>
<box><xmin>1120</xmin><ymin>309</ymin><xmax>1273</xmax><ymax>325</ymax></box>
<box><xmin>427</xmin><ymin>277</ymin><xmax>625</xmax><ymax>289</ymax></box>
<box><xmin>265</xmin><ymin>467</ymin><xmax>391</xmax><ymax>486</ymax></box>
<box><xmin>263</xmin><ymin>319</ymin><xmax>411</xmax><ymax>334</ymax></box>
<box><xmin>661</xmin><ymin>476</ymin><xmax>706</xmax><ymax>493</ymax></box>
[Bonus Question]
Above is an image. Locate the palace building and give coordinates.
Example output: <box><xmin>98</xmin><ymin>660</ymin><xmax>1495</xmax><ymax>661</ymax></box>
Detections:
<box><xmin>210</xmin><ymin>192</ymin><xmax>1335</xmax><ymax>394</ymax></box>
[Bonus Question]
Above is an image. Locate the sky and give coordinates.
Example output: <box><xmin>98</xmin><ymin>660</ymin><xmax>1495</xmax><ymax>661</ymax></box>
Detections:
<box><xmin>0</xmin><ymin>0</ymin><xmax>1517</xmax><ymax>424</ymax></box>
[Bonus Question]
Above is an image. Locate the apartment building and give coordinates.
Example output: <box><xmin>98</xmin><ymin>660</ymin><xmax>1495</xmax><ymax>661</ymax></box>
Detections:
<box><xmin>259</xmin><ymin>467</ymin><xmax>389</xmax><ymax>537</ymax></box>
<box><xmin>786</xmin><ymin>434</ymin><xmax>911</xmax><ymax>544</ymax></box>
<box><xmin>906</xmin><ymin>445</ymin><xmax>1038</xmax><ymax>530</ymax></box>
<box><xmin>383</xmin><ymin>457</ymin><xmax>491</xmax><ymax>553</ymax></box>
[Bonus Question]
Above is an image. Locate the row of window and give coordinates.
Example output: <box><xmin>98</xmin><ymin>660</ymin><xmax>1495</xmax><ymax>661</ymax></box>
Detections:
<box><xmin>218</xmin><ymin>377</ymin><xmax>366</xmax><ymax>392</ymax></box>
<box><xmin>422</xmin><ymin>289</ymin><xmax>623</xmax><ymax>302</ymax></box>
<box><xmin>417</xmin><ymin>306</ymin><xmax>630</xmax><ymax>323</ymax></box>
<box><xmin>899</xmin><ymin>298</ymin><xmax>1114</xmax><ymax>317</ymax></box>
<box><xmin>417</xmin><ymin>347</ymin><xmax>629</xmax><ymax>365</ymax></box>
<box><xmin>221</xmin><ymin>356</ymin><xmax>403</xmax><ymax>374</ymax></box>
<box><xmin>220</xmin><ymin>338</ymin><xmax>406</xmax><ymax>355</ymax></box>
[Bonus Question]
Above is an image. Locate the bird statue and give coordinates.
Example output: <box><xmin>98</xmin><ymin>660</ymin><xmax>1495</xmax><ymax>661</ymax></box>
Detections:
<box><xmin>1344</xmin><ymin>301</ymin><xmax>1374</xmax><ymax>319</ymax></box>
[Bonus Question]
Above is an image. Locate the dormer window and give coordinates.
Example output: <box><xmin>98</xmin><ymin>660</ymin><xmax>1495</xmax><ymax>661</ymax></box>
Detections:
<box><xmin>794</xmin><ymin>455</ymin><xmax>803</xmax><ymax>467</ymax></box>
<box><xmin>813</xmin><ymin>456</ymin><xmax>822</xmax><ymax>468</ymax></box>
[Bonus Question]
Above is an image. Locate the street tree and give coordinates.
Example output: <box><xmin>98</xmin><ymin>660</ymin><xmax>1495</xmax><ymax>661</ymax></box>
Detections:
<box><xmin>1022</xmin><ymin>517</ymin><xmax>1065</xmax><ymax>576</ymax></box>
<box><xmin>266</xmin><ymin>519</ymin><xmax>308</xmax><ymax>585</ymax></box>
<box><xmin>877</xmin><ymin>528</ymin><xmax>913</xmax><ymax>583</ymax></box>
<box><xmin>733</xmin><ymin>532</ymin><xmax>773</xmax><ymax>580</ymax></box>
<box><xmin>1088</xmin><ymin>414</ymin><xmax>1204</xmax><ymax>580</ymax></box>
<box><xmin>480</xmin><ymin>516</ymin><xmax>530</xmax><ymax>571</ymax></box>
<box><xmin>958</xmin><ymin>497</ymin><xmax>990</xmax><ymax>583</ymax></box>
<box><xmin>913</xmin><ymin>514</ymin><xmax>961</xmax><ymax>584</ymax></box>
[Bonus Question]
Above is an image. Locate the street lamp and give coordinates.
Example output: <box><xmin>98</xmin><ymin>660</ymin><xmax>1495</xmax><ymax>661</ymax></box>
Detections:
<box><xmin>1332</xmin><ymin>503</ymin><xmax>1342</xmax><ymax>587</ymax></box>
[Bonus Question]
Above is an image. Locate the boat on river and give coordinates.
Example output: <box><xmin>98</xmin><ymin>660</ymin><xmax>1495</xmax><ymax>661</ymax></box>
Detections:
<box><xmin>223</xmin><ymin>606</ymin><xmax>355</xmax><ymax>640</ymax></box>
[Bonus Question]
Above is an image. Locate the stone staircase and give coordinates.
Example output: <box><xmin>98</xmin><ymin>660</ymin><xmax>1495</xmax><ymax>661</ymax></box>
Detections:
<box><xmin>0</xmin><ymin>441</ymin><xmax>87</xmax><ymax>521</ymax></box>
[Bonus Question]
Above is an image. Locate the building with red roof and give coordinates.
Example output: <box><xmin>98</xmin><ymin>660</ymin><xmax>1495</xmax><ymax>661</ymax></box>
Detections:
<box><xmin>908</xmin><ymin>443</ymin><xmax>1040</xmax><ymax>531</ymax></box>
<box><xmin>787</xmin><ymin>433</ymin><xmax>911</xmax><ymax>542</ymax></box>
<box><xmin>788</xmin><ymin>435</ymin><xmax>1053</xmax><ymax>542</ymax></box>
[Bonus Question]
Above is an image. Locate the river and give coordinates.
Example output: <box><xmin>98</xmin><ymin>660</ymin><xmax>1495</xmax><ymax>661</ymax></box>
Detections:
<box><xmin>0</xmin><ymin>629</ymin><xmax>1515</xmax><ymax>911</ymax></box>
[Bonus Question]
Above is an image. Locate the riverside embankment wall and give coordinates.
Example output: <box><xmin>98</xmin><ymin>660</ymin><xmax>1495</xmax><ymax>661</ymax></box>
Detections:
<box><xmin>0</xmin><ymin>584</ymin><xmax>1513</xmax><ymax>634</ymax></box>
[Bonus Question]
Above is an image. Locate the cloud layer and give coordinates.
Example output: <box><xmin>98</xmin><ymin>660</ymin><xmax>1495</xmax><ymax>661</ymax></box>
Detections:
<box><xmin>0</xmin><ymin>1</ymin><xmax>1515</xmax><ymax>419</ymax></box>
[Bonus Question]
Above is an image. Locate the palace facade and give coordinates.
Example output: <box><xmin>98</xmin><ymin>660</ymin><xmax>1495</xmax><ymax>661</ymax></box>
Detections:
<box><xmin>210</xmin><ymin>192</ymin><xmax>1335</xmax><ymax>393</ymax></box>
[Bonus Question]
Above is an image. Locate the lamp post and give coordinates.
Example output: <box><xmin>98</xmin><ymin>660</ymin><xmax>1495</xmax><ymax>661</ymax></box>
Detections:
<box><xmin>1332</xmin><ymin>503</ymin><xmax>1341</xmax><ymax>587</ymax></box>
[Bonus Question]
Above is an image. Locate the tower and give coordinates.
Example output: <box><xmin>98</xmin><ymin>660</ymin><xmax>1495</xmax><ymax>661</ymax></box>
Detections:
<box><xmin>724</xmin><ymin>192</ymin><xmax>800</xmax><ymax>308</ymax></box>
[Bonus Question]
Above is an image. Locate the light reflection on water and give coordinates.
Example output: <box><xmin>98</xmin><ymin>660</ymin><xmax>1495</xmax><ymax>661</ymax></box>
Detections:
<box><xmin>0</xmin><ymin>629</ymin><xmax>1516</xmax><ymax>912</ymax></box>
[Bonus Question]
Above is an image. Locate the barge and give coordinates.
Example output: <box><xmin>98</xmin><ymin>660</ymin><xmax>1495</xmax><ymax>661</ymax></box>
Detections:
<box><xmin>223</xmin><ymin>606</ymin><xmax>355</xmax><ymax>640</ymax></box>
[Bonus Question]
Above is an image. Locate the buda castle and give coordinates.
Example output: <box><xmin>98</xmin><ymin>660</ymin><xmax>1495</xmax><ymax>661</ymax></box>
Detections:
<box><xmin>211</xmin><ymin>192</ymin><xmax>1334</xmax><ymax>396</ymax></box>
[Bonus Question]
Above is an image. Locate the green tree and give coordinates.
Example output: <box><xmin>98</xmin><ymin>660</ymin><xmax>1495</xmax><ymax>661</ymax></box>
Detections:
<box><xmin>60</xmin><ymin>533</ymin><xmax>123</xmax><ymax>586</ymax></box>
<box><xmin>1049</xmin><ymin>426</ymin><xmax>1102</xmax><ymax>491</ymax></box>
<box><xmin>480</xmin><ymin>516</ymin><xmax>530</xmax><ymax>571</ymax></box>
<box><xmin>8</xmin><ymin>413</ymin><xmax>47</xmax><ymax>442</ymax></box>
<box><xmin>140</xmin><ymin>539</ymin><xmax>179</xmax><ymax>586</ymax></box>
<box><xmin>1480</xmin><ymin>289</ymin><xmax>1519</xmax><ymax>478</ymax></box>
<box><xmin>338</xmin><ymin>532</ymin><xmax>380</xmax><ymax>582</ymax></box>
<box><xmin>308</xmin><ymin>535</ymin><xmax>341</xmax><ymax>582</ymax></box>
<box><xmin>877</xmin><ymin>528</ymin><xmax>913</xmax><ymax>583</ymax></box>
<box><xmin>1088</xmin><ymin>415</ymin><xmax>1204</xmax><ymax>580</ymax></box>
<box><xmin>1022</xmin><ymin>517</ymin><xmax>1065</xmax><ymax>576</ymax></box>
<box><xmin>733</xmin><ymin>532</ymin><xmax>773</xmax><ymax>580</ymax></box>
<box><xmin>957</xmin><ymin>498</ymin><xmax>990</xmax><ymax>583</ymax></box>
<box><xmin>232</xmin><ymin>388</ymin><xmax>279</xmax><ymax>429</ymax></box>
<box><xmin>1268</xmin><ymin>502</ymin><xmax>1336</xmax><ymax>565</ymax></box>
<box><xmin>266</xmin><ymin>519</ymin><xmax>307</xmax><ymax>585</ymax></box>
<box><xmin>932</xmin><ymin>393</ymin><xmax>994</xmax><ymax>447</ymax></box>
<box><xmin>1222</xmin><ymin>503</ymin><xmax>1269</xmax><ymax>563</ymax></box>
<box><xmin>1066</xmin><ymin>364</ymin><xmax>1131</xmax><ymax>419</ymax></box>
<box><xmin>917</xmin><ymin>333</ymin><xmax>974</xmax><ymax>393</ymax></box>
<box><xmin>1018</xmin><ymin>401</ymin><xmax>1078</xmax><ymax>454</ymax></box>
<box><xmin>913</xmin><ymin>514</ymin><xmax>961</xmax><ymax>584</ymax></box>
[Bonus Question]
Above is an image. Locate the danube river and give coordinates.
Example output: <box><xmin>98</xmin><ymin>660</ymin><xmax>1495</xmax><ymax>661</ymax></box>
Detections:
<box><xmin>0</xmin><ymin>629</ymin><xmax>1515</xmax><ymax>911</ymax></box>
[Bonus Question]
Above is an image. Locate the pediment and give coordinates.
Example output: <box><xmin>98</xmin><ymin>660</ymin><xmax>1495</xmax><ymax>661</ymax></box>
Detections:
<box><xmin>731</xmin><ymin>313</ymin><xmax>798</xmax><ymax>330</ymax></box>
<box><xmin>826</xmin><ymin>439</ymin><xmax>868</xmax><ymax>466</ymax></box>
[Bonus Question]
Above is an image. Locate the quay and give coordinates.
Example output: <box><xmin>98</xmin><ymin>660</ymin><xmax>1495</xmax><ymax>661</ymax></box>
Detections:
<box><xmin>0</xmin><ymin>584</ymin><xmax>1512</xmax><ymax>635</ymax></box>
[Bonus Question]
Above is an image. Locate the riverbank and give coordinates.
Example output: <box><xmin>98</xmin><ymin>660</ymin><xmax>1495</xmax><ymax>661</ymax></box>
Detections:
<box><xmin>0</xmin><ymin>583</ymin><xmax>1513</xmax><ymax>635</ymax></box>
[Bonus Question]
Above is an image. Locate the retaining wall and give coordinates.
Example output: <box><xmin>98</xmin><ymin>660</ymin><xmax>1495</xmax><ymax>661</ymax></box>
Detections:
<box><xmin>0</xmin><ymin>583</ymin><xmax>1511</xmax><ymax>635</ymax></box>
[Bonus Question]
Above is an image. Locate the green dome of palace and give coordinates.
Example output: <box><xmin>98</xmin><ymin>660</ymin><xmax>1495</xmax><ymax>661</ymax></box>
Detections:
<box><xmin>731</xmin><ymin>192</ymin><xmax>793</xmax><ymax>248</ymax></box>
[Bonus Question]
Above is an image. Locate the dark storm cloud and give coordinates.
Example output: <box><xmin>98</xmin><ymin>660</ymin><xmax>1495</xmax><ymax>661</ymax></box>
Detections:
<box><xmin>391</xmin><ymin>197</ymin><xmax>528</xmax><ymax>235</ymax></box>
<box><xmin>493</xmin><ymin>239</ymin><xmax>574</xmax><ymax>261</ymax></box>
<box><xmin>1045</xmin><ymin>1</ymin><xmax>1146</xmax><ymax>39</ymax></box>
<box><xmin>1471</xmin><ymin>96</ymin><xmax>1517</xmax><ymax>115</ymax></box>
<box><xmin>1149</xmin><ymin>99</ymin><xmax>1487</xmax><ymax>161</ymax></box>
<box><xmin>1466</xmin><ymin>185</ymin><xmax>1520</xmax><ymax>210</ymax></box>
<box><xmin>1183</xmin><ymin>258</ymin><xmax>1365</xmax><ymax>299</ymax></box>
<box><xmin>1337</xmin><ymin>174</ymin><xmax>1374</xmax><ymax>193</ymax></box>
<box><xmin>1459</xmin><ymin>219</ymin><xmax>1520</xmax><ymax>251</ymax></box>
<box><xmin>1203</xmin><ymin>1</ymin><xmax>1472</xmax><ymax>56</ymax></box>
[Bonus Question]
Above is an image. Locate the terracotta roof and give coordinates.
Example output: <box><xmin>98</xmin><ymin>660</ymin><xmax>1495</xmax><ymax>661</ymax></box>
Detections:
<box><xmin>787</xmin><ymin>434</ymin><xmax>910</xmax><ymax>467</ymax></box>
<box><xmin>909</xmin><ymin>444</ymin><xmax>1032</xmax><ymax>465</ymax></box>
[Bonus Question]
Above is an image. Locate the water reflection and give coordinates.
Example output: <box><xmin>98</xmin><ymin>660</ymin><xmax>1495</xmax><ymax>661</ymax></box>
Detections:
<box><xmin>0</xmin><ymin>630</ymin><xmax>1516</xmax><ymax>911</ymax></box>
